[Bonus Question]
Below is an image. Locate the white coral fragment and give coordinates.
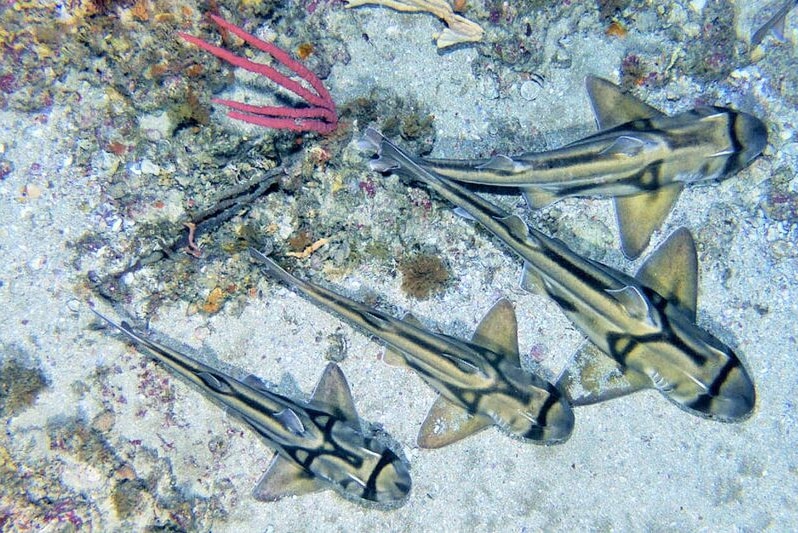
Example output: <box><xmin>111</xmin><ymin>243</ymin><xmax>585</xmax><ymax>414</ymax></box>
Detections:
<box><xmin>346</xmin><ymin>0</ymin><xmax>484</xmax><ymax>49</ymax></box>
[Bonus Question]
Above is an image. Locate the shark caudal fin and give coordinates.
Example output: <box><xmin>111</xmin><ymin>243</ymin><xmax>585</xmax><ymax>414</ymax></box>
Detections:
<box><xmin>358</xmin><ymin>127</ymin><xmax>416</xmax><ymax>174</ymax></box>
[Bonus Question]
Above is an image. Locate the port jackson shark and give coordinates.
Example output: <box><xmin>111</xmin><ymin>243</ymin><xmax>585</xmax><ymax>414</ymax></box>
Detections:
<box><xmin>361</xmin><ymin>128</ymin><xmax>756</xmax><ymax>422</ymax></box>
<box><xmin>249</xmin><ymin>250</ymin><xmax>575</xmax><ymax>448</ymax></box>
<box><xmin>415</xmin><ymin>76</ymin><xmax>767</xmax><ymax>258</ymax></box>
<box><xmin>91</xmin><ymin>308</ymin><xmax>411</xmax><ymax>507</ymax></box>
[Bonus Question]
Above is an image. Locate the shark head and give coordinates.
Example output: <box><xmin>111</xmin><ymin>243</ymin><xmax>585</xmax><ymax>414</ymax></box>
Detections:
<box><xmin>496</xmin><ymin>381</ymin><xmax>575</xmax><ymax>445</ymax></box>
<box><xmin>649</xmin><ymin>310</ymin><xmax>756</xmax><ymax>423</ymax></box>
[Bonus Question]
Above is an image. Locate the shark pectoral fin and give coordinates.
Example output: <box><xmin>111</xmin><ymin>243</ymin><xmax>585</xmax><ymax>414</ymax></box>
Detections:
<box><xmin>614</xmin><ymin>183</ymin><xmax>684</xmax><ymax>259</ymax></box>
<box><xmin>520</xmin><ymin>262</ymin><xmax>545</xmax><ymax>295</ymax></box>
<box><xmin>557</xmin><ymin>342</ymin><xmax>649</xmax><ymax>406</ymax></box>
<box><xmin>605</xmin><ymin>286</ymin><xmax>654</xmax><ymax>325</ymax></box>
<box><xmin>475</xmin><ymin>154</ymin><xmax>517</xmax><ymax>172</ymax></box>
<box><xmin>417</xmin><ymin>395</ymin><xmax>493</xmax><ymax>448</ymax></box>
<box><xmin>635</xmin><ymin>227</ymin><xmax>698</xmax><ymax>320</ymax></box>
<box><xmin>522</xmin><ymin>187</ymin><xmax>559</xmax><ymax>209</ymax></box>
<box><xmin>253</xmin><ymin>455</ymin><xmax>324</xmax><ymax>502</ymax></box>
<box><xmin>310</xmin><ymin>363</ymin><xmax>360</xmax><ymax>422</ymax></box>
<box><xmin>585</xmin><ymin>76</ymin><xmax>664</xmax><ymax>130</ymax></box>
<box><xmin>470</xmin><ymin>298</ymin><xmax>521</xmax><ymax>364</ymax></box>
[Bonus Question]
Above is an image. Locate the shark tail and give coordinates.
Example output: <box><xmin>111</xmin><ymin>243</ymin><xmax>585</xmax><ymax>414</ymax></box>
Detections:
<box><xmin>249</xmin><ymin>248</ymin><xmax>305</xmax><ymax>289</ymax></box>
<box><xmin>357</xmin><ymin>128</ymin><xmax>415</xmax><ymax>174</ymax></box>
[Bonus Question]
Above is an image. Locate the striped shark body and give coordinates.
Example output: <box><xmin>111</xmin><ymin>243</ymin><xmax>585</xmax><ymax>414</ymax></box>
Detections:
<box><xmin>91</xmin><ymin>308</ymin><xmax>411</xmax><ymax>507</ymax></box>
<box><xmin>360</xmin><ymin>128</ymin><xmax>756</xmax><ymax>423</ymax></box>
<box><xmin>249</xmin><ymin>250</ymin><xmax>574</xmax><ymax>448</ymax></box>
<box><xmin>417</xmin><ymin>76</ymin><xmax>767</xmax><ymax>258</ymax></box>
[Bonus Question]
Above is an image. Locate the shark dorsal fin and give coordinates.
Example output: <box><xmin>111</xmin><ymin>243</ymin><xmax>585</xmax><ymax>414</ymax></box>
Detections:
<box><xmin>556</xmin><ymin>342</ymin><xmax>650</xmax><ymax>406</ymax></box>
<box><xmin>614</xmin><ymin>183</ymin><xmax>684</xmax><ymax>259</ymax></box>
<box><xmin>475</xmin><ymin>154</ymin><xmax>517</xmax><ymax>173</ymax></box>
<box><xmin>470</xmin><ymin>298</ymin><xmax>521</xmax><ymax>364</ymax></box>
<box><xmin>585</xmin><ymin>76</ymin><xmax>664</xmax><ymax>130</ymax></box>
<box><xmin>606</xmin><ymin>285</ymin><xmax>654</xmax><ymax>325</ymax></box>
<box><xmin>498</xmin><ymin>214</ymin><xmax>530</xmax><ymax>241</ymax></box>
<box><xmin>636</xmin><ymin>227</ymin><xmax>698</xmax><ymax>320</ymax></box>
<box><xmin>417</xmin><ymin>394</ymin><xmax>493</xmax><ymax>448</ymax></box>
<box><xmin>310</xmin><ymin>363</ymin><xmax>359</xmax><ymax>422</ymax></box>
<box><xmin>440</xmin><ymin>352</ymin><xmax>483</xmax><ymax>374</ymax></box>
<box><xmin>599</xmin><ymin>135</ymin><xmax>647</xmax><ymax>157</ymax></box>
<box><xmin>401</xmin><ymin>311</ymin><xmax>423</xmax><ymax>328</ymax></box>
<box><xmin>253</xmin><ymin>455</ymin><xmax>324</xmax><ymax>502</ymax></box>
<box><xmin>275</xmin><ymin>408</ymin><xmax>305</xmax><ymax>435</ymax></box>
<box><xmin>243</xmin><ymin>374</ymin><xmax>270</xmax><ymax>392</ymax></box>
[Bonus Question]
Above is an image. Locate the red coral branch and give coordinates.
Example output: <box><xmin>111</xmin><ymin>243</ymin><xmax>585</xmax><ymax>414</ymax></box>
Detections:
<box><xmin>179</xmin><ymin>15</ymin><xmax>338</xmax><ymax>134</ymax></box>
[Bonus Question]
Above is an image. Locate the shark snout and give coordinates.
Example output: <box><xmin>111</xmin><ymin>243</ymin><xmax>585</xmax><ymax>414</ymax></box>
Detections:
<box><xmin>713</xmin><ymin>364</ymin><xmax>756</xmax><ymax>422</ymax></box>
<box><xmin>683</xmin><ymin>362</ymin><xmax>756</xmax><ymax>423</ymax></box>
<box><xmin>735</xmin><ymin>111</ymin><xmax>768</xmax><ymax>166</ymax></box>
<box><xmin>543</xmin><ymin>396</ymin><xmax>576</xmax><ymax>444</ymax></box>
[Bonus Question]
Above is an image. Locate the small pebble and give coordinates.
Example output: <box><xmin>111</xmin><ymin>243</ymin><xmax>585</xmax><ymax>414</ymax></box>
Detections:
<box><xmin>519</xmin><ymin>80</ymin><xmax>541</xmax><ymax>101</ymax></box>
<box><xmin>140</xmin><ymin>159</ymin><xmax>160</xmax><ymax>175</ymax></box>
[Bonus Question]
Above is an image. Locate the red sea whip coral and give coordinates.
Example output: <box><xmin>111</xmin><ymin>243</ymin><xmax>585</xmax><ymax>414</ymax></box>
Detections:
<box><xmin>179</xmin><ymin>15</ymin><xmax>338</xmax><ymax>134</ymax></box>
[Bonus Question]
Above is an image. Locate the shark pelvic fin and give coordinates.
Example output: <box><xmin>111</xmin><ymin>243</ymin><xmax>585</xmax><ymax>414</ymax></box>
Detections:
<box><xmin>614</xmin><ymin>182</ymin><xmax>684</xmax><ymax>259</ymax></box>
<box><xmin>470</xmin><ymin>298</ymin><xmax>521</xmax><ymax>364</ymax></box>
<box><xmin>585</xmin><ymin>76</ymin><xmax>664</xmax><ymax>130</ymax></box>
<box><xmin>253</xmin><ymin>455</ymin><xmax>325</xmax><ymax>502</ymax></box>
<box><xmin>520</xmin><ymin>262</ymin><xmax>546</xmax><ymax>295</ymax></box>
<box><xmin>557</xmin><ymin>342</ymin><xmax>650</xmax><ymax>406</ymax></box>
<box><xmin>521</xmin><ymin>187</ymin><xmax>559</xmax><ymax>209</ymax></box>
<box><xmin>383</xmin><ymin>347</ymin><xmax>408</xmax><ymax>367</ymax></box>
<box><xmin>636</xmin><ymin>227</ymin><xmax>698</xmax><ymax>320</ymax></box>
<box><xmin>310</xmin><ymin>363</ymin><xmax>360</xmax><ymax>422</ymax></box>
<box><xmin>417</xmin><ymin>394</ymin><xmax>493</xmax><ymax>448</ymax></box>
